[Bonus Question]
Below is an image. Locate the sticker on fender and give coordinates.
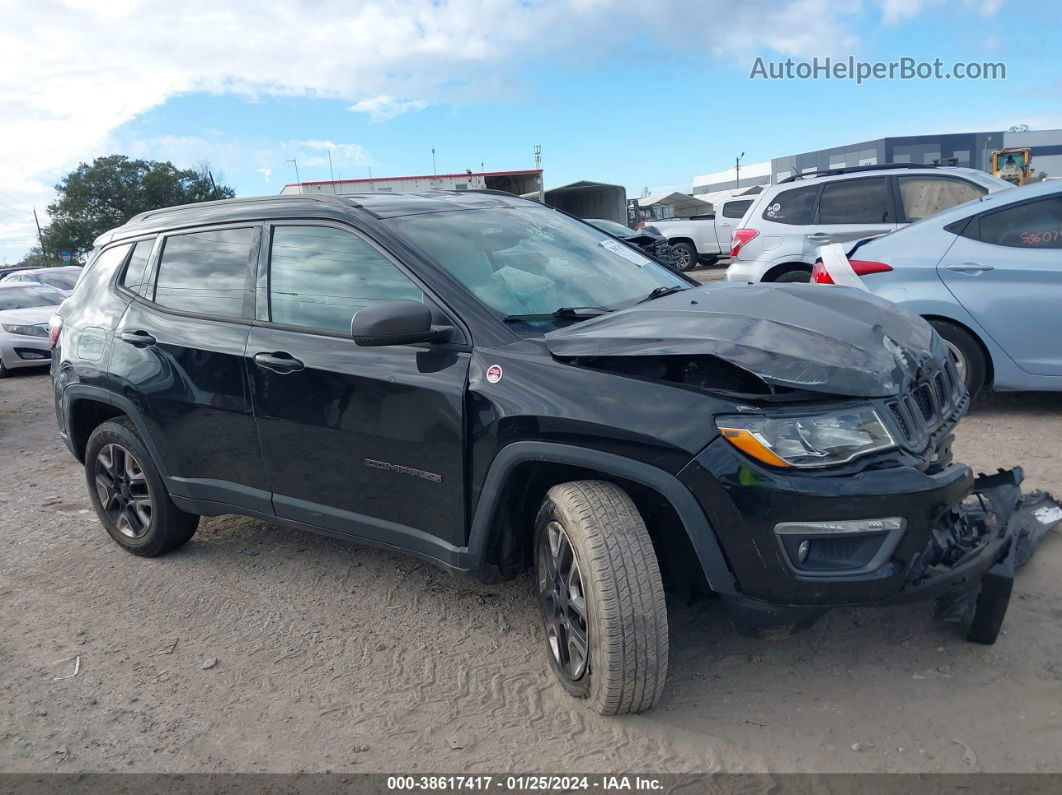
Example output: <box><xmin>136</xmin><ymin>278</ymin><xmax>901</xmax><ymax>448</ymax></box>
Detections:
<box><xmin>485</xmin><ymin>364</ymin><xmax>503</xmax><ymax>383</ymax></box>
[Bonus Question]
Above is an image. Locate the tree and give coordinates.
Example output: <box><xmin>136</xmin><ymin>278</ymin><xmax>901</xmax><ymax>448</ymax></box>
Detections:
<box><xmin>15</xmin><ymin>247</ymin><xmax>51</xmax><ymax>268</ymax></box>
<box><xmin>39</xmin><ymin>155</ymin><xmax>235</xmax><ymax>260</ymax></box>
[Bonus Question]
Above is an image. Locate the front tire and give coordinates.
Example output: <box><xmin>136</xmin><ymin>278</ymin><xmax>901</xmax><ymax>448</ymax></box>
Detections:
<box><xmin>670</xmin><ymin>242</ymin><xmax>698</xmax><ymax>272</ymax></box>
<box><xmin>534</xmin><ymin>481</ymin><xmax>668</xmax><ymax>715</ymax></box>
<box><xmin>85</xmin><ymin>419</ymin><xmax>199</xmax><ymax>557</ymax></box>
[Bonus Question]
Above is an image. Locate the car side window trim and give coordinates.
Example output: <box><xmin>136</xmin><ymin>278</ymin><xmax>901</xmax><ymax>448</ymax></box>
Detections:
<box><xmin>254</xmin><ymin>219</ymin><xmax>468</xmax><ymax>344</ymax></box>
<box><xmin>130</xmin><ymin>221</ymin><xmax>263</xmax><ymax>325</ymax></box>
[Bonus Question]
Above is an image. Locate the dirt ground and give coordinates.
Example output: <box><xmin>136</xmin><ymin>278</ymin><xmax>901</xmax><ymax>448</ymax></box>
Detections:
<box><xmin>1</xmin><ymin>358</ymin><xmax>1060</xmax><ymax>774</ymax></box>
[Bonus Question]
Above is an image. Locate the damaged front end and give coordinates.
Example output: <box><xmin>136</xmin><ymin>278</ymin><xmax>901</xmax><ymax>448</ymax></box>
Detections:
<box><xmin>543</xmin><ymin>284</ymin><xmax>1060</xmax><ymax>642</ymax></box>
<box><xmin>913</xmin><ymin>468</ymin><xmax>1061</xmax><ymax>643</ymax></box>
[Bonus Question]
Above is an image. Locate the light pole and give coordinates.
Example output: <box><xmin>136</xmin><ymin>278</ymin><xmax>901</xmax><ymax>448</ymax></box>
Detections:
<box><xmin>287</xmin><ymin>157</ymin><xmax>301</xmax><ymax>192</ymax></box>
<box><xmin>735</xmin><ymin>152</ymin><xmax>745</xmax><ymax>190</ymax></box>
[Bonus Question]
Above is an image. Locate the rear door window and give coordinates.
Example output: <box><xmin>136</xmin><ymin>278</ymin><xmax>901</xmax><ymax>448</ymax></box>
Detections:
<box><xmin>976</xmin><ymin>197</ymin><xmax>1062</xmax><ymax>249</ymax></box>
<box><xmin>898</xmin><ymin>176</ymin><xmax>985</xmax><ymax>222</ymax></box>
<box><xmin>153</xmin><ymin>227</ymin><xmax>256</xmax><ymax>318</ymax></box>
<box><xmin>817</xmin><ymin>177</ymin><xmax>891</xmax><ymax>224</ymax></box>
<box><xmin>762</xmin><ymin>186</ymin><xmax>817</xmax><ymax>225</ymax></box>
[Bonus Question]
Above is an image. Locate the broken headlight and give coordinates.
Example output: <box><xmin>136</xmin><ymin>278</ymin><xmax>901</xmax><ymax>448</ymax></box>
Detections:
<box><xmin>716</xmin><ymin>407</ymin><xmax>896</xmax><ymax>468</ymax></box>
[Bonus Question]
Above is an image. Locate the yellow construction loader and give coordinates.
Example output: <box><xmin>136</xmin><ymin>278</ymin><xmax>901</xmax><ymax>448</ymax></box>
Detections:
<box><xmin>992</xmin><ymin>147</ymin><xmax>1032</xmax><ymax>186</ymax></box>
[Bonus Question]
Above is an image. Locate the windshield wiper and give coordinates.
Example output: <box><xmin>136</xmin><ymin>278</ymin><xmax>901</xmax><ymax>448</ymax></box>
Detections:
<box><xmin>504</xmin><ymin>306</ymin><xmax>611</xmax><ymax>323</ymax></box>
<box><xmin>638</xmin><ymin>285</ymin><xmax>688</xmax><ymax>303</ymax></box>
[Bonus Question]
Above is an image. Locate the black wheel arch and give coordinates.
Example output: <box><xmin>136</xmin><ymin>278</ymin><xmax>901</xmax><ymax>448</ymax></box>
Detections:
<box><xmin>762</xmin><ymin>261</ymin><xmax>812</xmax><ymax>282</ymax></box>
<box><xmin>62</xmin><ymin>385</ymin><xmax>169</xmax><ymax>476</ymax></box>
<box><xmin>467</xmin><ymin>441</ymin><xmax>736</xmax><ymax>596</ymax></box>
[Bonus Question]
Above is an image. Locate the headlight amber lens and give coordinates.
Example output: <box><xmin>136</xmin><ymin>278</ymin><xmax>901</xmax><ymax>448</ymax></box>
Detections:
<box><xmin>717</xmin><ymin>407</ymin><xmax>895</xmax><ymax>468</ymax></box>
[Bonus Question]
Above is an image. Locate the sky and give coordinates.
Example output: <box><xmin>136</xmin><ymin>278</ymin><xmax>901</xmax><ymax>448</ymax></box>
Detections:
<box><xmin>1</xmin><ymin>0</ymin><xmax>1060</xmax><ymax>263</ymax></box>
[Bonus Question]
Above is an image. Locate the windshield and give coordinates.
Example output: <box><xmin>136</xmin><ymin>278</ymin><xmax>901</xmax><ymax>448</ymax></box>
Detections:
<box><xmin>587</xmin><ymin>218</ymin><xmax>636</xmax><ymax>238</ymax></box>
<box><xmin>0</xmin><ymin>285</ymin><xmax>63</xmax><ymax>310</ymax></box>
<box><xmin>36</xmin><ymin>269</ymin><xmax>79</xmax><ymax>289</ymax></box>
<box><xmin>388</xmin><ymin>206</ymin><xmax>686</xmax><ymax>321</ymax></box>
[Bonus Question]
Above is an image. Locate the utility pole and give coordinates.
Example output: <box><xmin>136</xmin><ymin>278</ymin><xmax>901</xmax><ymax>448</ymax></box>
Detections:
<box><xmin>207</xmin><ymin>170</ymin><xmax>221</xmax><ymax>200</ymax></box>
<box><xmin>735</xmin><ymin>151</ymin><xmax>745</xmax><ymax>190</ymax></box>
<box><xmin>33</xmin><ymin>207</ymin><xmax>48</xmax><ymax>263</ymax></box>
<box><xmin>431</xmin><ymin>147</ymin><xmax>437</xmax><ymax>176</ymax></box>
<box><xmin>327</xmin><ymin>150</ymin><xmax>335</xmax><ymax>182</ymax></box>
<box><xmin>533</xmin><ymin>144</ymin><xmax>541</xmax><ymax>169</ymax></box>
<box><xmin>287</xmin><ymin>157</ymin><xmax>301</xmax><ymax>191</ymax></box>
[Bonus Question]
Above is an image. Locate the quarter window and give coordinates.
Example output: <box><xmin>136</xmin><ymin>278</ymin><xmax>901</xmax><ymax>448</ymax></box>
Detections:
<box><xmin>762</xmin><ymin>186</ymin><xmax>817</xmax><ymax>225</ymax></box>
<box><xmin>817</xmin><ymin>178</ymin><xmax>890</xmax><ymax>224</ymax></box>
<box><xmin>153</xmin><ymin>227</ymin><xmax>255</xmax><ymax>318</ymax></box>
<box><xmin>120</xmin><ymin>237</ymin><xmax>157</xmax><ymax>296</ymax></box>
<box><xmin>267</xmin><ymin>225</ymin><xmax>423</xmax><ymax>334</ymax></box>
<box><xmin>898</xmin><ymin>177</ymin><xmax>984</xmax><ymax>222</ymax></box>
<box><xmin>977</xmin><ymin>197</ymin><xmax>1062</xmax><ymax>249</ymax></box>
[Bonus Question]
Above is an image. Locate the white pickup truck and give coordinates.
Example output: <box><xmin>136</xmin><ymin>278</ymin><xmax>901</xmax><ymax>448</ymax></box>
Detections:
<box><xmin>649</xmin><ymin>196</ymin><xmax>755</xmax><ymax>271</ymax></box>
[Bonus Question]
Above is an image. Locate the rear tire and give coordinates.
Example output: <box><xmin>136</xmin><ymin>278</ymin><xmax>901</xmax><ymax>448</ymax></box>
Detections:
<box><xmin>85</xmin><ymin>419</ymin><xmax>199</xmax><ymax>557</ymax></box>
<box><xmin>534</xmin><ymin>481</ymin><xmax>669</xmax><ymax>715</ymax></box>
<box><xmin>774</xmin><ymin>269</ymin><xmax>811</xmax><ymax>283</ymax></box>
<box><xmin>929</xmin><ymin>319</ymin><xmax>987</xmax><ymax>396</ymax></box>
<box><xmin>671</xmin><ymin>242</ymin><xmax>698</xmax><ymax>272</ymax></box>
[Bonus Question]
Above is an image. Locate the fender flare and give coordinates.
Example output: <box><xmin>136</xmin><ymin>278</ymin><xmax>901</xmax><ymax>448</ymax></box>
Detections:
<box><xmin>465</xmin><ymin>441</ymin><xmax>737</xmax><ymax>595</ymax></box>
<box><xmin>60</xmin><ymin>384</ymin><xmax>171</xmax><ymax>478</ymax></box>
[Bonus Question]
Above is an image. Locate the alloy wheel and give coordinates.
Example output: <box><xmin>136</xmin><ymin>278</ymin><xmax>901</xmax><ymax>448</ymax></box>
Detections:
<box><xmin>943</xmin><ymin>339</ymin><xmax>969</xmax><ymax>387</ymax></box>
<box><xmin>94</xmin><ymin>443</ymin><xmax>153</xmax><ymax>538</ymax></box>
<box><xmin>537</xmin><ymin>521</ymin><xmax>589</xmax><ymax>680</ymax></box>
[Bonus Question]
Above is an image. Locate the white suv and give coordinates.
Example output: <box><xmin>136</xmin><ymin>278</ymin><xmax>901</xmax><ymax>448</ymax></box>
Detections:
<box><xmin>726</xmin><ymin>164</ymin><xmax>1012</xmax><ymax>283</ymax></box>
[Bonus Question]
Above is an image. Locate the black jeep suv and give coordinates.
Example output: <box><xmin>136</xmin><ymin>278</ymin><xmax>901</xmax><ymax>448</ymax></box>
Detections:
<box><xmin>52</xmin><ymin>191</ymin><xmax>1058</xmax><ymax>715</ymax></box>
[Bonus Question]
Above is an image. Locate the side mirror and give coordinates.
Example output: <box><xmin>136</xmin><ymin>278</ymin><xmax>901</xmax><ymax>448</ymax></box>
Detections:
<box><xmin>351</xmin><ymin>300</ymin><xmax>438</xmax><ymax>347</ymax></box>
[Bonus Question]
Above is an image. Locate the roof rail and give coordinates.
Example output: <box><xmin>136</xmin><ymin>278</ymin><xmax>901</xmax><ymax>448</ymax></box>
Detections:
<box><xmin>777</xmin><ymin>162</ymin><xmax>953</xmax><ymax>183</ymax></box>
<box><xmin>126</xmin><ymin>193</ymin><xmax>359</xmax><ymax>224</ymax></box>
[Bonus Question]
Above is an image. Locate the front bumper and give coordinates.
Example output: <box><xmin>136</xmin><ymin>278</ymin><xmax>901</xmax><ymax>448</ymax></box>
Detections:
<box><xmin>0</xmin><ymin>333</ymin><xmax>51</xmax><ymax>371</ymax></box>
<box><xmin>679</xmin><ymin>439</ymin><xmax>1060</xmax><ymax>635</ymax></box>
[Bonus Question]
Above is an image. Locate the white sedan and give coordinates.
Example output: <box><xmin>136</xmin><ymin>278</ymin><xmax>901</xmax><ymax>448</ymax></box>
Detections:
<box><xmin>0</xmin><ymin>284</ymin><xmax>65</xmax><ymax>377</ymax></box>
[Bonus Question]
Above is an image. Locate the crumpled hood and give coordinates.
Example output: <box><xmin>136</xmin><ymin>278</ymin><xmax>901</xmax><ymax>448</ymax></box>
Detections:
<box><xmin>545</xmin><ymin>284</ymin><xmax>944</xmax><ymax>397</ymax></box>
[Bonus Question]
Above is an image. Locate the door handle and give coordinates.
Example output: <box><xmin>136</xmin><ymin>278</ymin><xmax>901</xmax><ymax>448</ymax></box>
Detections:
<box><xmin>253</xmin><ymin>352</ymin><xmax>304</xmax><ymax>374</ymax></box>
<box><xmin>807</xmin><ymin>233</ymin><xmax>832</xmax><ymax>242</ymax></box>
<box><xmin>945</xmin><ymin>262</ymin><xmax>995</xmax><ymax>275</ymax></box>
<box><xmin>120</xmin><ymin>330</ymin><xmax>156</xmax><ymax>347</ymax></box>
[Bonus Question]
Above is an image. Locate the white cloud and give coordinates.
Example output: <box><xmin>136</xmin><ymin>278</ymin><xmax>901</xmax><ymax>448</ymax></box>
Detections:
<box><xmin>877</xmin><ymin>0</ymin><xmax>1006</xmax><ymax>23</ymax></box>
<box><xmin>877</xmin><ymin>0</ymin><xmax>928</xmax><ymax>23</ymax></box>
<box><xmin>349</xmin><ymin>96</ymin><xmax>429</xmax><ymax>122</ymax></box>
<box><xmin>116</xmin><ymin>134</ymin><xmax>373</xmax><ymax>187</ymax></box>
<box><xmin>0</xmin><ymin>0</ymin><xmax>944</xmax><ymax>259</ymax></box>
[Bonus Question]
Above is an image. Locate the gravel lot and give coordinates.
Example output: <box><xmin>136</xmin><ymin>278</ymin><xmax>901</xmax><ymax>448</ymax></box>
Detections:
<box><xmin>2</xmin><ymin>350</ymin><xmax>1060</xmax><ymax>774</ymax></box>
